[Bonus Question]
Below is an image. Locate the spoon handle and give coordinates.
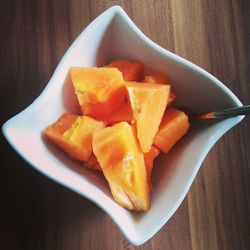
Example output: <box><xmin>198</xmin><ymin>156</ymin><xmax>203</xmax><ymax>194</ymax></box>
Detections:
<box><xmin>213</xmin><ymin>105</ymin><xmax>250</xmax><ymax>118</ymax></box>
<box><xmin>195</xmin><ymin>105</ymin><xmax>250</xmax><ymax>120</ymax></box>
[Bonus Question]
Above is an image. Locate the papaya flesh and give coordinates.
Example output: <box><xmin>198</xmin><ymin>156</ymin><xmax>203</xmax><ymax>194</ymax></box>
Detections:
<box><xmin>107</xmin><ymin>59</ymin><xmax>144</xmax><ymax>82</ymax></box>
<box><xmin>143</xmin><ymin>72</ymin><xmax>176</xmax><ymax>106</ymax></box>
<box><xmin>104</xmin><ymin>101</ymin><xmax>134</xmax><ymax>125</ymax></box>
<box><xmin>84</xmin><ymin>153</ymin><xmax>102</xmax><ymax>171</ymax></box>
<box><xmin>92</xmin><ymin>122</ymin><xmax>150</xmax><ymax>211</ymax></box>
<box><xmin>153</xmin><ymin>108</ymin><xmax>190</xmax><ymax>153</ymax></box>
<box><xmin>44</xmin><ymin>113</ymin><xmax>79</xmax><ymax>158</ymax></box>
<box><xmin>44</xmin><ymin>113</ymin><xmax>105</xmax><ymax>162</ymax></box>
<box><xmin>144</xmin><ymin>146</ymin><xmax>160</xmax><ymax>190</ymax></box>
<box><xmin>143</xmin><ymin>72</ymin><xmax>171</xmax><ymax>85</ymax></box>
<box><xmin>126</xmin><ymin>82</ymin><xmax>170</xmax><ymax>153</ymax></box>
<box><xmin>70</xmin><ymin>67</ymin><xmax>127</xmax><ymax>119</ymax></box>
<box><xmin>63</xmin><ymin>115</ymin><xmax>106</xmax><ymax>161</ymax></box>
<box><xmin>167</xmin><ymin>91</ymin><xmax>176</xmax><ymax>107</ymax></box>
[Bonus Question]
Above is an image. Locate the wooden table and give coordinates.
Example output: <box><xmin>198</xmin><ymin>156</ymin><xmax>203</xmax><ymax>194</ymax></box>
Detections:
<box><xmin>1</xmin><ymin>1</ymin><xmax>250</xmax><ymax>249</ymax></box>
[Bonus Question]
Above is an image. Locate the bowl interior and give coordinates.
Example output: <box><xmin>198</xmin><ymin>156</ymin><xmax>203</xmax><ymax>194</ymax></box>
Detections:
<box><xmin>2</xmin><ymin>6</ymin><xmax>243</xmax><ymax>245</ymax></box>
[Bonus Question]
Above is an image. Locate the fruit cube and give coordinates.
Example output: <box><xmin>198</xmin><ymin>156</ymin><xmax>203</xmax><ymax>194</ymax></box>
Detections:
<box><xmin>126</xmin><ymin>82</ymin><xmax>170</xmax><ymax>153</ymax></box>
<box><xmin>143</xmin><ymin>72</ymin><xmax>176</xmax><ymax>106</ymax></box>
<box><xmin>104</xmin><ymin>101</ymin><xmax>134</xmax><ymax>125</ymax></box>
<box><xmin>154</xmin><ymin>108</ymin><xmax>190</xmax><ymax>153</ymax></box>
<box><xmin>70</xmin><ymin>67</ymin><xmax>126</xmax><ymax>119</ymax></box>
<box><xmin>107</xmin><ymin>59</ymin><xmax>144</xmax><ymax>81</ymax></box>
<box><xmin>143</xmin><ymin>72</ymin><xmax>171</xmax><ymax>85</ymax></box>
<box><xmin>144</xmin><ymin>146</ymin><xmax>160</xmax><ymax>190</ymax></box>
<box><xmin>44</xmin><ymin>113</ymin><xmax>78</xmax><ymax>158</ymax></box>
<box><xmin>84</xmin><ymin>153</ymin><xmax>102</xmax><ymax>171</ymax></box>
<box><xmin>92</xmin><ymin>122</ymin><xmax>150</xmax><ymax>211</ymax></box>
<box><xmin>44</xmin><ymin>114</ymin><xmax>105</xmax><ymax>161</ymax></box>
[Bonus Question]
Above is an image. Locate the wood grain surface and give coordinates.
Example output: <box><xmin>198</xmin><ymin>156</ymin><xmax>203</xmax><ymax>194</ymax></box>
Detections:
<box><xmin>1</xmin><ymin>1</ymin><xmax>249</xmax><ymax>249</ymax></box>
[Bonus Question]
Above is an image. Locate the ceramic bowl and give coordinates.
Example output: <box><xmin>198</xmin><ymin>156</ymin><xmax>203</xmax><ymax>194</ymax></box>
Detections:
<box><xmin>2</xmin><ymin>6</ymin><xmax>244</xmax><ymax>245</ymax></box>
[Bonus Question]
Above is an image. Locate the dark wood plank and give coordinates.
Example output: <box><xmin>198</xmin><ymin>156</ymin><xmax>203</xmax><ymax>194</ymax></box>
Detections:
<box><xmin>1</xmin><ymin>0</ymin><xmax>249</xmax><ymax>249</ymax></box>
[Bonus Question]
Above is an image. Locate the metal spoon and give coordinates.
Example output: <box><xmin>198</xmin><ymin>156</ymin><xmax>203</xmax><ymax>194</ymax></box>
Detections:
<box><xmin>192</xmin><ymin>105</ymin><xmax>250</xmax><ymax>121</ymax></box>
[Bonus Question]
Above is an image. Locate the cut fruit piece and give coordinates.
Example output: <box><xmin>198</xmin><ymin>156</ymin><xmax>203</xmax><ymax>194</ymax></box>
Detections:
<box><xmin>105</xmin><ymin>101</ymin><xmax>134</xmax><ymax>125</ymax></box>
<box><xmin>154</xmin><ymin>108</ymin><xmax>190</xmax><ymax>153</ymax></box>
<box><xmin>92</xmin><ymin>122</ymin><xmax>150</xmax><ymax>211</ymax></box>
<box><xmin>126</xmin><ymin>82</ymin><xmax>170</xmax><ymax>153</ymax></box>
<box><xmin>167</xmin><ymin>90</ymin><xmax>176</xmax><ymax>107</ymax></box>
<box><xmin>144</xmin><ymin>146</ymin><xmax>160</xmax><ymax>190</ymax></box>
<box><xmin>143</xmin><ymin>72</ymin><xmax>171</xmax><ymax>84</ymax></box>
<box><xmin>70</xmin><ymin>67</ymin><xmax>126</xmax><ymax>119</ymax></box>
<box><xmin>44</xmin><ymin>114</ymin><xmax>105</xmax><ymax>161</ymax></box>
<box><xmin>107</xmin><ymin>59</ymin><xmax>144</xmax><ymax>81</ymax></box>
<box><xmin>44</xmin><ymin>113</ymin><xmax>79</xmax><ymax>158</ymax></box>
<box><xmin>84</xmin><ymin>153</ymin><xmax>102</xmax><ymax>171</ymax></box>
<box><xmin>63</xmin><ymin>116</ymin><xmax>106</xmax><ymax>161</ymax></box>
<box><xmin>143</xmin><ymin>72</ymin><xmax>176</xmax><ymax>106</ymax></box>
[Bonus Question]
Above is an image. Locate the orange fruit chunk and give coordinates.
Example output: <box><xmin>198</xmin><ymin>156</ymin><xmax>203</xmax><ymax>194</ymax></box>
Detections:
<box><xmin>143</xmin><ymin>72</ymin><xmax>176</xmax><ymax>106</ymax></box>
<box><xmin>44</xmin><ymin>113</ymin><xmax>105</xmax><ymax>161</ymax></box>
<box><xmin>44</xmin><ymin>113</ymin><xmax>78</xmax><ymax>158</ymax></box>
<box><xmin>84</xmin><ymin>153</ymin><xmax>102</xmax><ymax>171</ymax></box>
<box><xmin>144</xmin><ymin>146</ymin><xmax>160</xmax><ymax>190</ymax></box>
<box><xmin>63</xmin><ymin>115</ymin><xmax>106</xmax><ymax>161</ymax></box>
<box><xmin>143</xmin><ymin>72</ymin><xmax>171</xmax><ymax>84</ymax></box>
<box><xmin>70</xmin><ymin>67</ymin><xmax>126</xmax><ymax>119</ymax></box>
<box><xmin>167</xmin><ymin>91</ymin><xmax>176</xmax><ymax>107</ymax></box>
<box><xmin>126</xmin><ymin>82</ymin><xmax>170</xmax><ymax>153</ymax></box>
<box><xmin>154</xmin><ymin>108</ymin><xmax>190</xmax><ymax>153</ymax></box>
<box><xmin>104</xmin><ymin>101</ymin><xmax>134</xmax><ymax>125</ymax></box>
<box><xmin>107</xmin><ymin>59</ymin><xmax>144</xmax><ymax>81</ymax></box>
<box><xmin>92</xmin><ymin>122</ymin><xmax>150</xmax><ymax>211</ymax></box>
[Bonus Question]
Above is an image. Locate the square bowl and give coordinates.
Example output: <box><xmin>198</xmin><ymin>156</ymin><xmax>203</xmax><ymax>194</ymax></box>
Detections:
<box><xmin>2</xmin><ymin>6</ymin><xmax>244</xmax><ymax>245</ymax></box>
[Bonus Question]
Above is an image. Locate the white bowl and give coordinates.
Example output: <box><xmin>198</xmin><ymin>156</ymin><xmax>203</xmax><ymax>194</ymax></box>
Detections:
<box><xmin>2</xmin><ymin>6</ymin><xmax>244</xmax><ymax>245</ymax></box>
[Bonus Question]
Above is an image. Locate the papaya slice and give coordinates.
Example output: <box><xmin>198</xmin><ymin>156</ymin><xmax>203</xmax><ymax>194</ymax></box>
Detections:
<box><xmin>144</xmin><ymin>146</ymin><xmax>160</xmax><ymax>190</ymax></box>
<box><xmin>44</xmin><ymin>114</ymin><xmax>105</xmax><ymax>161</ymax></box>
<box><xmin>63</xmin><ymin>116</ymin><xmax>106</xmax><ymax>161</ymax></box>
<box><xmin>70</xmin><ymin>67</ymin><xmax>126</xmax><ymax>119</ymax></box>
<box><xmin>107</xmin><ymin>59</ymin><xmax>144</xmax><ymax>81</ymax></box>
<box><xmin>44</xmin><ymin>113</ymin><xmax>79</xmax><ymax>158</ymax></box>
<box><xmin>92</xmin><ymin>122</ymin><xmax>150</xmax><ymax>211</ymax></box>
<box><xmin>143</xmin><ymin>72</ymin><xmax>176</xmax><ymax>106</ymax></box>
<box><xmin>126</xmin><ymin>82</ymin><xmax>170</xmax><ymax>153</ymax></box>
<box><xmin>167</xmin><ymin>91</ymin><xmax>176</xmax><ymax>107</ymax></box>
<box><xmin>84</xmin><ymin>153</ymin><xmax>102</xmax><ymax>171</ymax></box>
<box><xmin>154</xmin><ymin>108</ymin><xmax>190</xmax><ymax>153</ymax></box>
<box><xmin>105</xmin><ymin>101</ymin><xmax>134</xmax><ymax>125</ymax></box>
<box><xmin>143</xmin><ymin>72</ymin><xmax>171</xmax><ymax>85</ymax></box>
